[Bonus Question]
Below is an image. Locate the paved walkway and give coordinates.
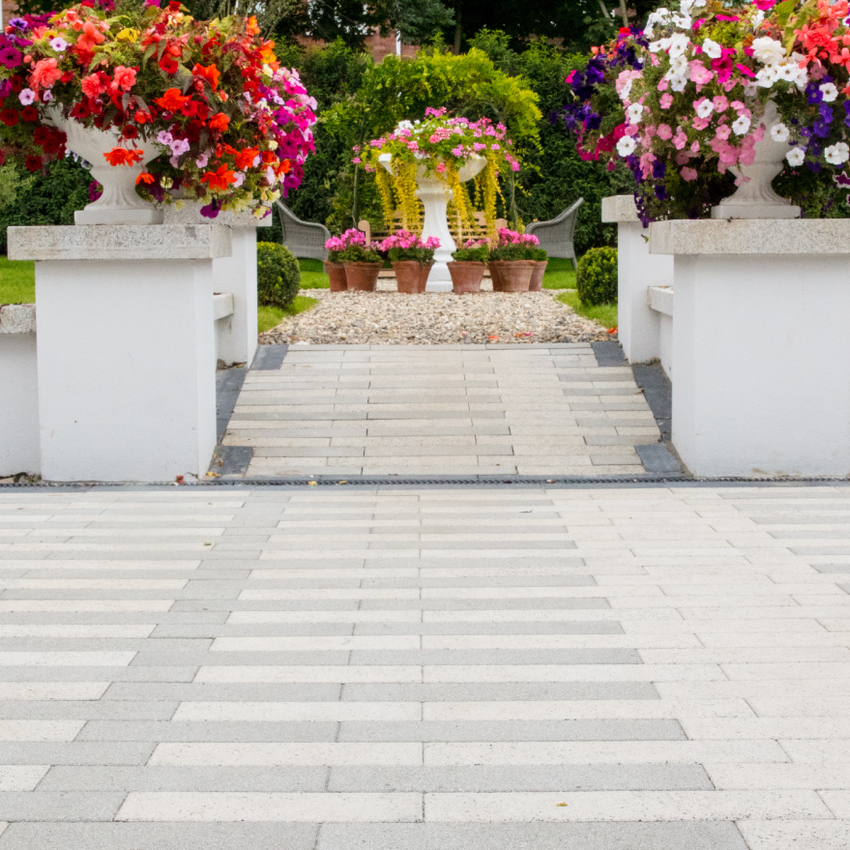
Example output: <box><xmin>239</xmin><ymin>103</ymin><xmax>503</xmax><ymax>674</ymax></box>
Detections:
<box><xmin>1</xmin><ymin>483</ymin><xmax>850</xmax><ymax>848</ymax></box>
<box><xmin>217</xmin><ymin>344</ymin><xmax>669</xmax><ymax>478</ymax></box>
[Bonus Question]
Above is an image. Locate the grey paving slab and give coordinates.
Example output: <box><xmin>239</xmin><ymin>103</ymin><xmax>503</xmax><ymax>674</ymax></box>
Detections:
<box><xmin>0</xmin><ymin>822</ymin><xmax>319</xmax><ymax>850</ymax></box>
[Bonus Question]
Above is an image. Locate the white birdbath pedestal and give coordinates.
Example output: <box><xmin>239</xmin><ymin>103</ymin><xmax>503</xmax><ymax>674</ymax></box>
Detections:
<box><xmin>379</xmin><ymin>154</ymin><xmax>486</xmax><ymax>292</ymax></box>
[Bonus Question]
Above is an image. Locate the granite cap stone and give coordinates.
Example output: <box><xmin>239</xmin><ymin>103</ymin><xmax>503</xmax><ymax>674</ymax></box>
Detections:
<box><xmin>7</xmin><ymin>224</ymin><xmax>233</xmax><ymax>261</ymax></box>
<box><xmin>649</xmin><ymin>218</ymin><xmax>850</xmax><ymax>255</ymax></box>
<box><xmin>163</xmin><ymin>201</ymin><xmax>273</xmax><ymax>228</ymax></box>
<box><xmin>601</xmin><ymin>195</ymin><xmax>641</xmax><ymax>224</ymax></box>
<box><xmin>0</xmin><ymin>303</ymin><xmax>36</xmax><ymax>334</ymax></box>
<box><xmin>647</xmin><ymin>286</ymin><xmax>673</xmax><ymax>317</ymax></box>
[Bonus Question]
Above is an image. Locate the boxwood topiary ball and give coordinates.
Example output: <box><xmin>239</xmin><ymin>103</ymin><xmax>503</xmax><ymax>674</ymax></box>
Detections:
<box><xmin>257</xmin><ymin>243</ymin><xmax>300</xmax><ymax>309</ymax></box>
<box><xmin>576</xmin><ymin>246</ymin><xmax>618</xmax><ymax>306</ymax></box>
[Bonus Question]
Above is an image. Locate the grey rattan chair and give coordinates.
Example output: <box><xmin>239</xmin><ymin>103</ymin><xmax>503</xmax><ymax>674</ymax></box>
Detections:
<box><xmin>524</xmin><ymin>198</ymin><xmax>584</xmax><ymax>269</ymax></box>
<box><xmin>276</xmin><ymin>201</ymin><xmax>330</xmax><ymax>261</ymax></box>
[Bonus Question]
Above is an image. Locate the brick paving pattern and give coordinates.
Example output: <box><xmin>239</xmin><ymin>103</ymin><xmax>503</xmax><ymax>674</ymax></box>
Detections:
<box><xmin>0</xmin><ymin>485</ymin><xmax>849</xmax><ymax>847</ymax></box>
<box><xmin>219</xmin><ymin>344</ymin><xmax>661</xmax><ymax>477</ymax></box>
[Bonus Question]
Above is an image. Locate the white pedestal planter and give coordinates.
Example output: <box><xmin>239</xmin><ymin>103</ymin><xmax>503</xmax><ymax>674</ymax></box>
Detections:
<box><xmin>380</xmin><ymin>154</ymin><xmax>486</xmax><ymax>292</ymax></box>
<box><xmin>49</xmin><ymin>110</ymin><xmax>163</xmax><ymax>226</ymax></box>
<box><xmin>602</xmin><ymin>195</ymin><xmax>673</xmax><ymax>364</ymax></box>
<box><xmin>0</xmin><ymin>305</ymin><xmax>39</xmax><ymax>476</ymax></box>
<box><xmin>163</xmin><ymin>203</ymin><xmax>272</xmax><ymax>365</ymax></box>
<box><xmin>8</xmin><ymin>225</ymin><xmax>231</xmax><ymax>482</ymax></box>
<box><xmin>711</xmin><ymin>101</ymin><xmax>801</xmax><ymax>221</ymax></box>
<box><xmin>650</xmin><ymin>219</ymin><xmax>850</xmax><ymax>477</ymax></box>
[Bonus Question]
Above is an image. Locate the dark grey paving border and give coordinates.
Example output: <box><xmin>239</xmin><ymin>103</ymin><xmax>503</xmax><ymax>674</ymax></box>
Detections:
<box><xmin>591</xmin><ymin>340</ymin><xmax>626</xmax><ymax>367</ymax></box>
<box><xmin>251</xmin><ymin>344</ymin><xmax>288</xmax><ymax>370</ymax></box>
<box><xmin>636</xmin><ymin>444</ymin><xmax>681</xmax><ymax>474</ymax></box>
<box><xmin>215</xmin><ymin>367</ymin><xmax>247</xmax><ymax>443</ymax></box>
<box><xmin>632</xmin><ymin>362</ymin><xmax>672</xmax><ymax>442</ymax></box>
<box><xmin>210</xmin><ymin>445</ymin><xmax>254</xmax><ymax>476</ymax></box>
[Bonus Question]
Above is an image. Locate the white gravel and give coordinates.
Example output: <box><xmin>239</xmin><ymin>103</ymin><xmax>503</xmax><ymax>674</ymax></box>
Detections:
<box><xmin>260</xmin><ymin>283</ymin><xmax>613</xmax><ymax>346</ymax></box>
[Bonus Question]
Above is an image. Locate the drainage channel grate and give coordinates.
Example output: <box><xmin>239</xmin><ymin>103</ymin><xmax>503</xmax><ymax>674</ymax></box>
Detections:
<box><xmin>2</xmin><ymin>475</ymin><xmax>850</xmax><ymax>489</ymax></box>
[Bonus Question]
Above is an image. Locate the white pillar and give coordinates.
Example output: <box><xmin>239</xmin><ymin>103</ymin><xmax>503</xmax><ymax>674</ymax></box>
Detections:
<box><xmin>602</xmin><ymin>195</ymin><xmax>673</xmax><ymax>364</ymax></box>
<box><xmin>651</xmin><ymin>219</ymin><xmax>850</xmax><ymax>477</ymax></box>
<box><xmin>0</xmin><ymin>306</ymin><xmax>39</xmax><ymax>476</ymax></box>
<box><xmin>416</xmin><ymin>177</ymin><xmax>455</xmax><ymax>292</ymax></box>
<box><xmin>164</xmin><ymin>205</ymin><xmax>270</xmax><ymax>366</ymax></box>
<box><xmin>8</xmin><ymin>224</ymin><xmax>231</xmax><ymax>482</ymax></box>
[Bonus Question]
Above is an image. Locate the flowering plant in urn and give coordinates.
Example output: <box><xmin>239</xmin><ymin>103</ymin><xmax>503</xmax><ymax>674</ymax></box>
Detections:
<box><xmin>0</xmin><ymin>0</ymin><xmax>317</xmax><ymax>221</ymax></box>
<box><xmin>357</xmin><ymin>107</ymin><xmax>521</xmax><ymax>233</ymax></box>
<box><xmin>559</xmin><ymin>0</ymin><xmax>850</xmax><ymax>222</ymax></box>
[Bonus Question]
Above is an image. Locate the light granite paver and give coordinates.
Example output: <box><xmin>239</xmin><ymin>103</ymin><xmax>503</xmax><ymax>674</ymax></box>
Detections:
<box><xmin>216</xmin><ymin>345</ymin><xmax>663</xmax><ymax>477</ymax></box>
<box><xmin>3</xmin><ymin>485</ymin><xmax>850</xmax><ymax>848</ymax></box>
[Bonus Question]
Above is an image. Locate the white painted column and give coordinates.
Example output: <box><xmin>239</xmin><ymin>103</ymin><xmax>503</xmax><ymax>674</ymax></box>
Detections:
<box><xmin>650</xmin><ymin>219</ymin><xmax>850</xmax><ymax>477</ymax></box>
<box><xmin>0</xmin><ymin>305</ymin><xmax>39</xmax><ymax>476</ymax></box>
<box><xmin>164</xmin><ymin>205</ymin><xmax>271</xmax><ymax>366</ymax></box>
<box><xmin>8</xmin><ymin>224</ymin><xmax>231</xmax><ymax>482</ymax></box>
<box><xmin>602</xmin><ymin>195</ymin><xmax>673</xmax><ymax>364</ymax></box>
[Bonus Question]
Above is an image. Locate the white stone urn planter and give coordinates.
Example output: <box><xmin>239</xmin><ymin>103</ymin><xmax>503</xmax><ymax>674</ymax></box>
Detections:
<box><xmin>379</xmin><ymin>153</ymin><xmax>486</xmax><ymax>292</ymax></box>
<box><xmin>48</xmin><ymin>108</ymin><xmax>163</xmax><ymax>225</ymax></box>
<box><xmin>711</xmin><ymin>101</ymin><xmax>800</xmax><ymax>220</ymax></box>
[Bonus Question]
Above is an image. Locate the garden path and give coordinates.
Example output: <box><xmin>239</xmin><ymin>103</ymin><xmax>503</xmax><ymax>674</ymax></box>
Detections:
<box><xmin>0</xmin><ymin>483</ymin><xmax>848</xmax><ymax>849</ymax></box>
<box><xmin>216</xmin><ymin>343</ymin><xmax>673</xmax><ymax>479</ymax></box>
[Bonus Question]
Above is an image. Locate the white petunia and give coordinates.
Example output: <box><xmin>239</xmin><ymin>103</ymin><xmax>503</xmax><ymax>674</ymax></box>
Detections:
<box><xmin>670</xmin><ymin>75</ymin><xmax>688</xmax><ymax>92</ymax></box>
<box><xmin>756</xmin><ymin>65</ymin><xmax>780</xmax><ymax>88</ymax></box>
<box><xmin>649</xmin><ymin>37</ymin><xmax>670</xmax><ymax>54</ymax></box>
<box><xmin>696</xmin><ymin>100</ymin><xmax>714</xmax><ymax>118</ymax></box>
<box><xmin>671</xmin><ymin>12</ymin><xmax>691</xmax><ymax>29</ymax></box>
<box><xmin>621</xmin><ymin>79</ymin><xmax>633</xmax><ymax>100</ymax></box>
<box><xmin>825</xmin><ymin>142</ymin><xmax>850</xmax><ymax>165</ymax></box>
<box><xmin>821</xmin><ymin>83</ymin><xmax>839</xmax><ymax>102</ymax></box>
<box><xmin>702</xmin><ymin>38</ymin><xmax>722</xmax><ymax>59</ymax></box>
<box><xmin>732</xmin><ymin>114</ymin><xmax>751</xmax><ymax>135</ymax></box>
<box><xmin>627</xmin><ymin>103</ymin><xmax>644</xmax><ymax>124</ymax></box>
<box><xmin>786</xmin><ymin>147</ymin><xmax>805</xmax><ymax>166</ymax></box>
<box><xmin>616</xmin><ymin>136</ymin><xmax>637</xmax><ymax>156</ymax></box>
<box><xmin>668</xmin><ymin>31</ymin><xmax>690</xmax><ymax>59</ymax></box>
<box><xmin>750</xmin><ymin>9</ymin><xmax>764</xmax><ymax>26</ymax></box>
<box><xmin>770</xmin><ymin>122</ymin><xmax>790</xmax><ymax>142</ymax></box>
<box><xmin>751</xmin><ymin>36</ymin><xmax>785</xmax><ymax>65</ymax></box>
<box><xmin>644</xmin><ymin>8</ymin><xmax>671</xmax><ymax>37</ymax></box>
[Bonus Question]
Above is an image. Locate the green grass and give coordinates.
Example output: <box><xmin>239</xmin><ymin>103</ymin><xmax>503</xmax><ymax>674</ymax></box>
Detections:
<box><xmin>541</xmin><ymin>257</ymin><xmax>577</xmax><ymax>290</ymax></box>
<box><xmin>557</xmin><ymin>289</ymin><xmax>618</xmax><ymax>329</ymax></box>
<box><xmin>299</xmin><ymin>257</ymin><xmax>329</xmax><ymax>289</ymax></box>
<box><xmin>258</xmin><ymin>295</ymin><xmax>318</xmax><ymax>333</ymax></box>
<box><xmin>0</xmin><ymin>258</ymin><xmax>35</xmax><ymax>304</ymax></box>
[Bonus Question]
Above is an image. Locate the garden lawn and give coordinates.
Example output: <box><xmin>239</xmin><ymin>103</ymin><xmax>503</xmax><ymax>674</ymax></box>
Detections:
<box><xmin>0</xmin><ymin>258</ymin><xmax>35</xmax><ymax>304</ymax></box>
<box><xmin>259</xmin><ymin>295</ymin><xmax>318</xmax><ymax>333</ymax></box>
<box><xmin>299</xmin><ymin>258</ymin><xmax>329</xmax><ymax>288</ymax></box>
<box><xmin>557</xmin><ymin>289</ymin><xmax>617</xmax><ymax>329</ymax></box>
<box><xmin>541</xmin><ymin>257</ymin><xmax>576</xmax><ymax>290</ymax></box>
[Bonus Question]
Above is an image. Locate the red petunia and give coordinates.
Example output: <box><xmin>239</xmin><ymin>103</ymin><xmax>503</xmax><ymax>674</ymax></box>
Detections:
<box><xmin>21</xmin><ymin>105</ymin><xmax>38</xmax><ymax>122</ymax></box>
<box><xmin>0</xmin><ymin>108</ymin><xmax>18</xmax><ymax>127</ymax></box>
<box><xmin>33</xmin><ymin>126</ymin><xmax>52</xmax><ymax>146</ymax></box>
<box><xmin>207</xmin><ymin>112</ymin><xmax>229</xmax><ymax>132</ymax></box>
<box><xmin>122</xmin><ymin>126</ymin><xmax>138</xmax><ymax>139</ymax></box>
<box><xmin>24</xmin><ymin>154</ymin><xmax>42</xmax><ymax>172</ymax></box>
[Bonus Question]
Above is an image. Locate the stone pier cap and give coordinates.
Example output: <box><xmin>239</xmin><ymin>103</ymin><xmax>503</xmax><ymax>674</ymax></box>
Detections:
<box><xmin>601</xmin><ymin>195</ymin><xmax>641</xmax><ymax>224</ymax></box>
<box><xmin>649</xmin><ymin>218</ymin><xmax>850</xmax><ymax>255</ymax></box>
<box><xmin>7</xmin><ymin>224</ymin><xmax>232</xmax><ymax>261</ymax></box>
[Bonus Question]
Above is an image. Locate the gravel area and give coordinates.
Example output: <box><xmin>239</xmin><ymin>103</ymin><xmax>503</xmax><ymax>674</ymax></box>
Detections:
<box><xmin>260</xmin><ymin>283</ymin><xmax>612</xmax><ymax>345</ymax></box>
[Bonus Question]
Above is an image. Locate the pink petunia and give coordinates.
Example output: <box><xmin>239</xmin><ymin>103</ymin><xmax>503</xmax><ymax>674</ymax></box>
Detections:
<box><xmin>681</xmin><ymin>166</ymin><xmax>698</xmax><ymax>181</ymax></box>
<box><xmin>656</xmin><ymin>124</ymin><xmax>673</xmax><ymax>140</ymax></box>
<box><xmin>660</xmin><ymin>93</ymin><xmax>673</xmax><ymax>109</ymax></box>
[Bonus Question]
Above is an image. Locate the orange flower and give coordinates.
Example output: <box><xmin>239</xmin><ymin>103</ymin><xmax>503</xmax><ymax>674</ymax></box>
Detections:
<box><xmin>30</xmin><ymin>57</ymin><xmax>61</xmax><ymax>90</ymax></box>
<box><xmin>110</xmin><ymin>65</ymin><xmax>137</xmax><ymax>93</ymax></box>
<box><xmin>192</xmin><ymin>63</ymin><xmax>220</xmax><ymax>90</ymax></box>
<box><xmin>208</xmin><ymin>112</ymin><xmax>229</xmax><ymax>132</ymax></box>
<box><xmin>277</xmin><ymin>158</ymin><xmax>291</xmax><ymax>175</ymax></box>
<box><xmin>235</xmin><ymin>147</ymin><xmax>259</xmax><ymax>170</ymax></box>
<box><xmin>77</xmin><ymin>20</ymin><xmax>106</xmax><ymax>52</ymax></box>
<box><xmin>200</xmin><ymin>164</ymin><xmax>237</xmax><ymax>191</ymax></box>
<box><xmin>103</xmin><ymin>147</ymin><xmax>145</xmax><ymax>166</ymax></box>
<box><xmin>135</xmin><ymin>172</ymin><xmax>155</xmax><ymax>185</ymax></box>
<box><xmin>155</xmin><ymin>87</ymin><xmax>187</xmax><ymax>111</ymax></box>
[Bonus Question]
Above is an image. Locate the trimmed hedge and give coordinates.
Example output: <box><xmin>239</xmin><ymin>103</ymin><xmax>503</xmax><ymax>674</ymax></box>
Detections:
<box><xmin>257</xmin><ymin>243</ymin><xmax>300</xmax><ymax>309</ymax></box>
<box><xmin>576</xmin><ymin>246</ymin><xmax>618</xmax><ymax>306</ymax></box>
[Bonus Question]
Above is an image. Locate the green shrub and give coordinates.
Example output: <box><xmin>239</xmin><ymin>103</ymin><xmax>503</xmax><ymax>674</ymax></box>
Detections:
<box><xmin>576</xmin><ymin>247</ymin><xmax>617</xmax><ymax>306</ymax></box>
<box><xmin>257</xmin><ymin>243</ymin><xmax>300</xmax><ymax>309</ymax></box>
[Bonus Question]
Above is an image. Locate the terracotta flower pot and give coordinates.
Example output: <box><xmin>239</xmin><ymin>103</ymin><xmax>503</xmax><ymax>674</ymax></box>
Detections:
<box><xmin>488</xmin><ymin>260</ymin><xmax>505</xmax><ymax>292</ymax></box>
<box><xmin>448</xmin><ymin>261</ymin><xmax>485</xmax><ymax>294</ymax></box>
<box><xmin>324</xmin><ymin>261</ymin><xmax>347</xmax><ymax>292</ymax></box>
<box><xmin>393</xmin><ymin>261</ymin><xmax>429</xmax><ymax>294</ymax></box>
<box><xmin>343</xmin><ymin>262</ymin><xmax>381</xmax><ymax>292</ymax></box>
<box><xmin>499</xmin><ymin>260</ymin><xmax>536</xmax><ymax>292</ymax></box>
<box><xmin>529</xmin><ymin>260</ymin><xmax>548</xmax><ymax>292</ymax></box>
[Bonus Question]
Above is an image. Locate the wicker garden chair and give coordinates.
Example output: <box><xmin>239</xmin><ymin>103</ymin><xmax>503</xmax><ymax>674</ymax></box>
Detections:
<box><xmin>524</xmin><ymin>198</ymin><xmax>584</xmax><ymax>269</ymax></box>
<box><xmin>276</xmin><ymin>201</ymin><xmax>330</xmax><ymax>261</ymax></box>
